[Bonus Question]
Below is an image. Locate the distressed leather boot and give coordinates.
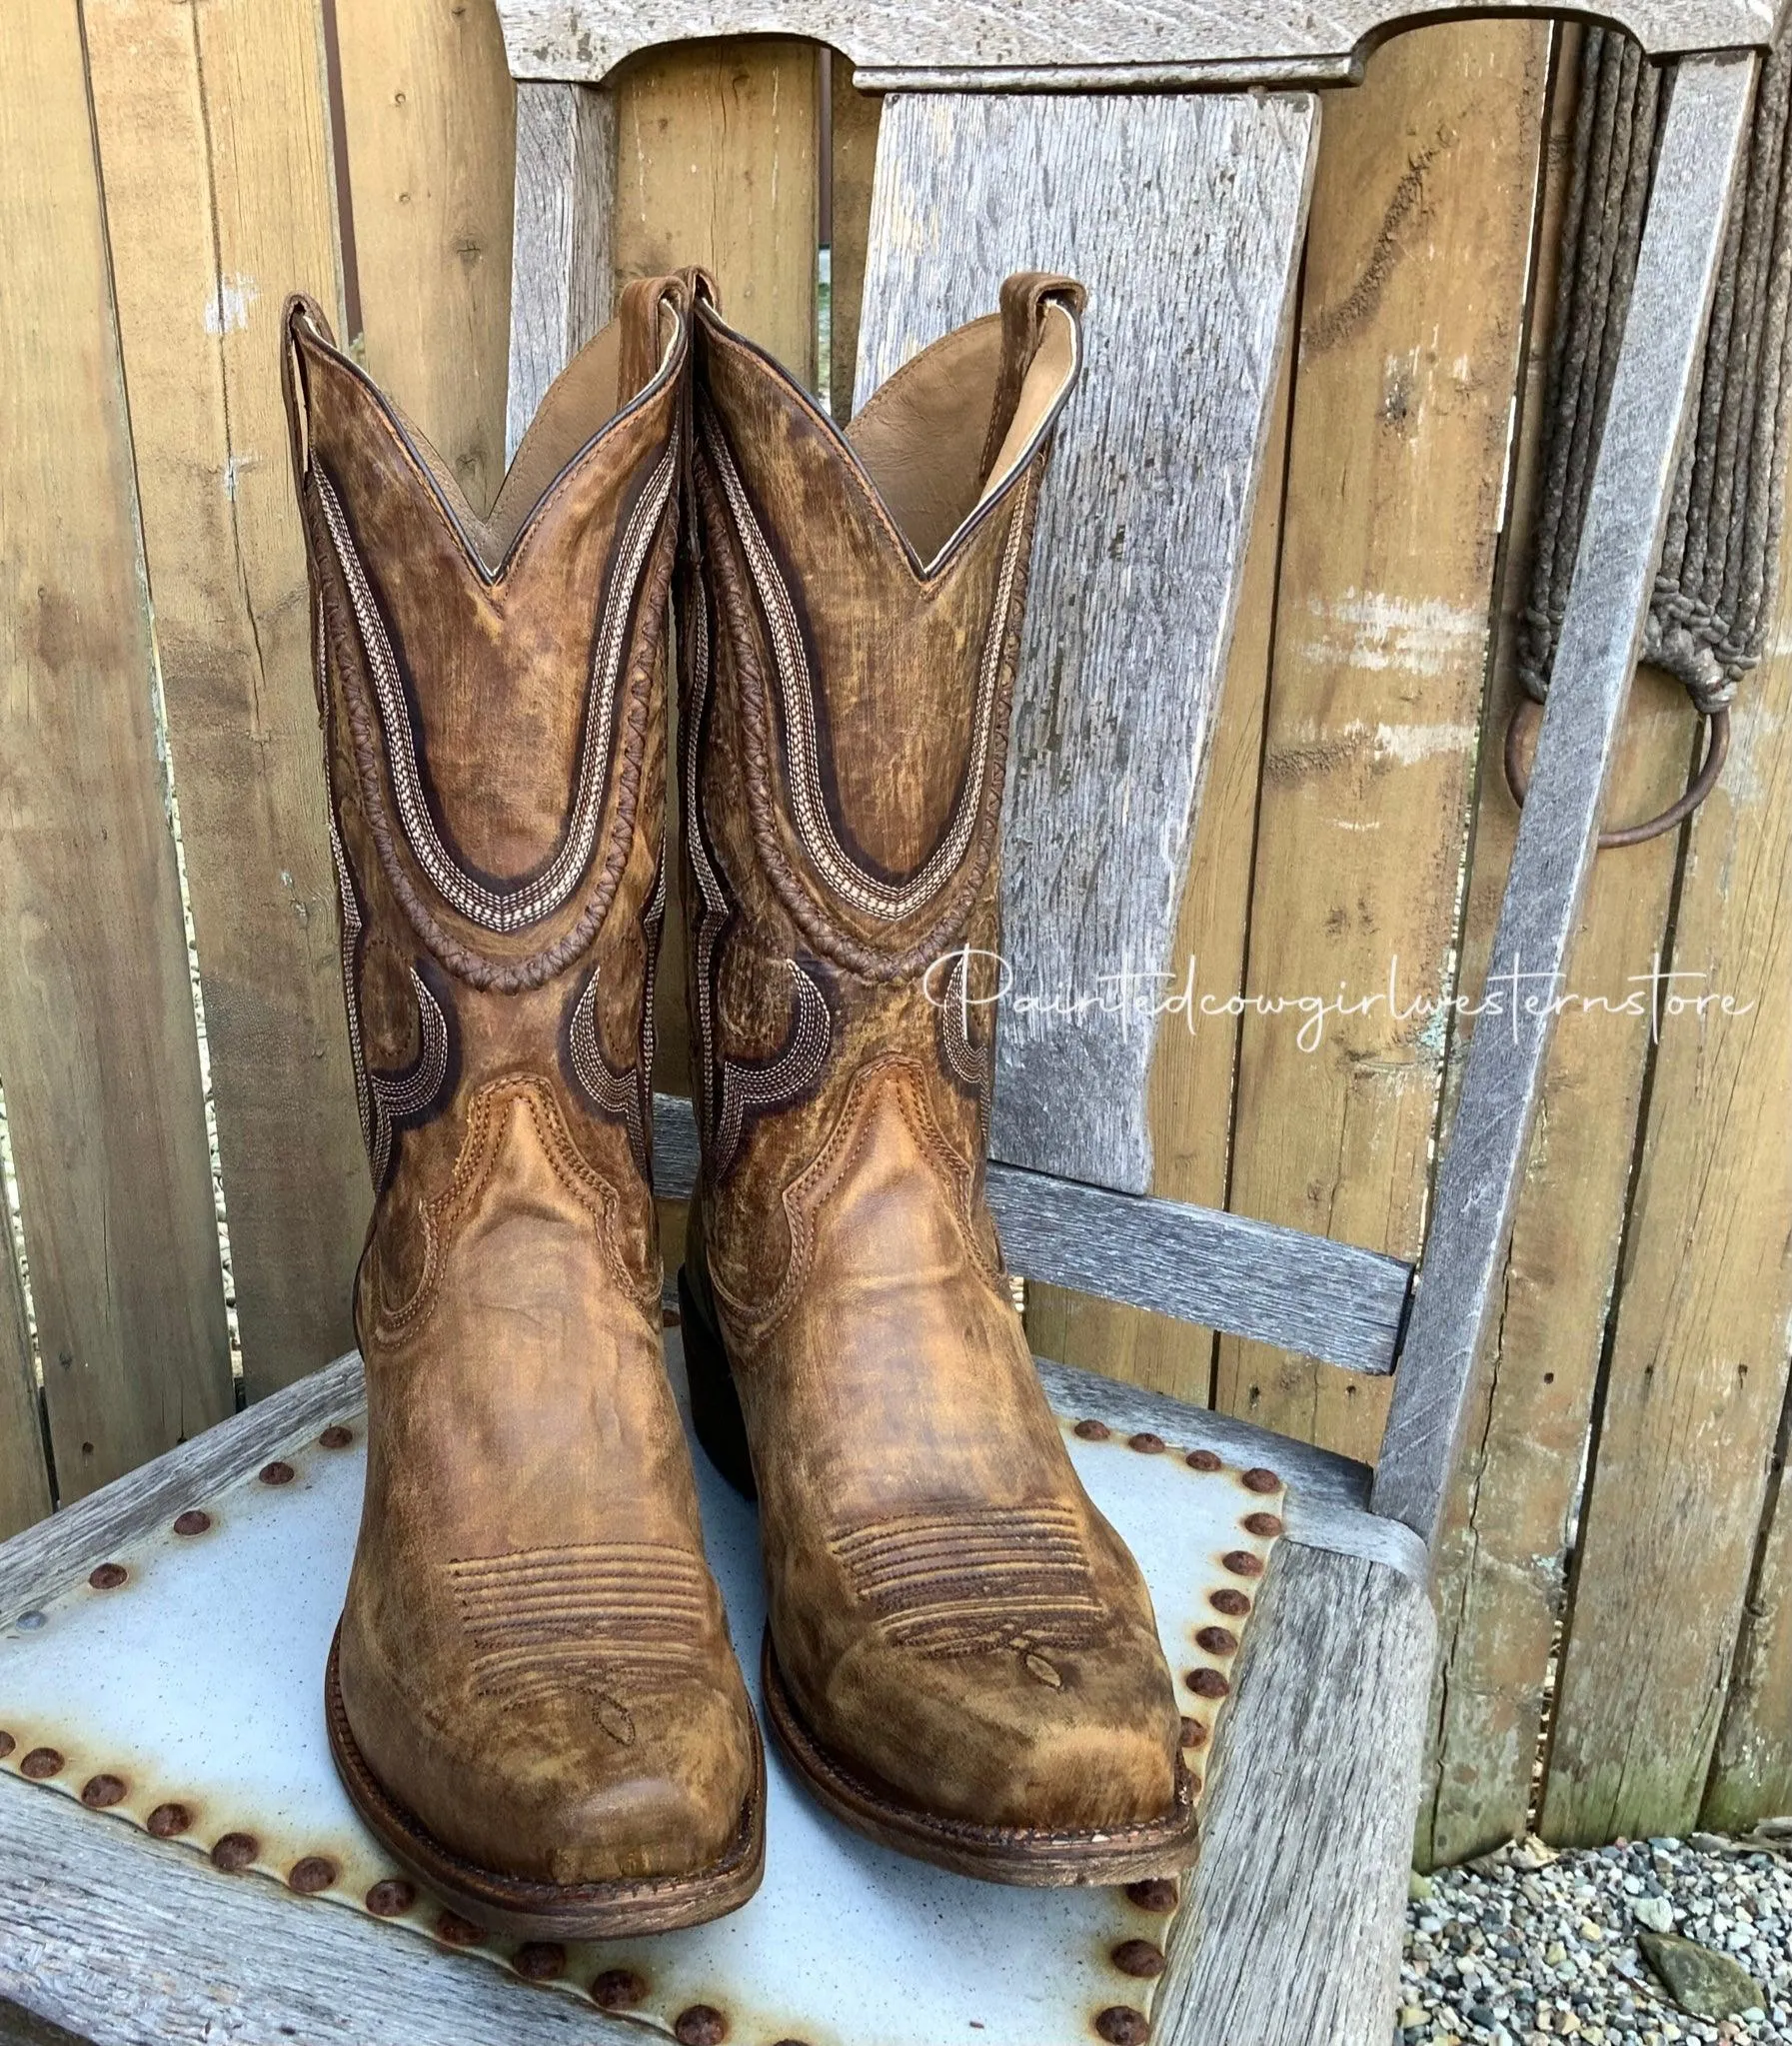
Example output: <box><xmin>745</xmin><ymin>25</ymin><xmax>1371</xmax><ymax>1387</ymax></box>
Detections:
<box><xmin>282</xmin><ymin>276</ymin><xmax>763</xmax><ymax>1936</ymax></box>
<box><xmin>677</xmin><ymin>275</ymin><xmax>1197</xmax><ymax>1884</ymax></box>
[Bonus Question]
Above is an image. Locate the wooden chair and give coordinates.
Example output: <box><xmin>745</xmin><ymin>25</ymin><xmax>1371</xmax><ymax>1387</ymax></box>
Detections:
<box><xmin>0</xmin><ymin>4</ymin><xmax>1776</xmax><ymax>2043</ymax></box>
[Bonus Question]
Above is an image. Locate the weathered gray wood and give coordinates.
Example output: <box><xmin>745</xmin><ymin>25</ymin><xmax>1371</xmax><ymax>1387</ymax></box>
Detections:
<box><xmin>506</xmin><ymin>80</ymin><xmax>614</xmax><ymax>464</ymax></box>
<box><xmin>493</xmin><ymin>1</ymin><xmax>1782</xmax><ymax>89</ymax></box>
<box><xmin>1165</xmin><ymin>1543</ymin><xmax>1435</xmax><ymax>2046</ymax></box>
<box><xmin>853</xmin><ymin>90</ymin><xmax>1316</xmax><ymax>1197</ymax></box>
<box><xmin>652</xmin><ymin>1093</ymin><xmax>1412</xmax><ymax>1376</ymax></box>
<box><xmin>1372</xmin><ymin>53</ymin><xmax>1759</xmax><ymax>1552</ymax></box>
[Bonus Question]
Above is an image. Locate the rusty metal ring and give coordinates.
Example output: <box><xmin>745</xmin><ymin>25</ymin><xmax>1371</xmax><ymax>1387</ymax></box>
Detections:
<box><xmin>1503</xmin><ymin>698</ymin><xmax>1730</xmax><ymax>850</ymax></box>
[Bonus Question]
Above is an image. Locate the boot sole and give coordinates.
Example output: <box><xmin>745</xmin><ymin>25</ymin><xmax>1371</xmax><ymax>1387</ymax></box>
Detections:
<box><xmin>324</xmin><ymin>1628</ymin><xmax>767</xmax><ymax>1938</ymax></box>
<box><xmin>681</xmin><ymin>1263</ymin><xmax>1202</xmax><ymax>1886</ymax></box>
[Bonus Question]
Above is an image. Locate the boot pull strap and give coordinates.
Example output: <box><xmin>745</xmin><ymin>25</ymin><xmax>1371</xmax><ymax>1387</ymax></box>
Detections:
<box><xmin>980</xmin><ymin>272</ymin><xmax>1086</xmax><ymax>481</ymax></box>
<box><xmin>615</xmin><ymin>271</ymin><xmax>707</xmax><ymax>410</ymax></box>
<box><xmin>280</xmin><ymin>293</ymin><xmax>335</xmax><ymax>492</ymax></box>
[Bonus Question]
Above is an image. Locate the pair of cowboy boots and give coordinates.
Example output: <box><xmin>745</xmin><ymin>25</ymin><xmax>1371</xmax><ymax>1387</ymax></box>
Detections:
<box><xmin>283</xmin><ymin>268</ymin><xmax>1195</xmax><ymax>1938</ymax></box>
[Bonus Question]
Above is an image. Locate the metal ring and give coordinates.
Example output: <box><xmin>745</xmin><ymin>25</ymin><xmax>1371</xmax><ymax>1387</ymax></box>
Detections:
<box><xmin>1502</xmin><ymin>698</ymin><xmax>1730</xmax><ymax>851</ymax></box>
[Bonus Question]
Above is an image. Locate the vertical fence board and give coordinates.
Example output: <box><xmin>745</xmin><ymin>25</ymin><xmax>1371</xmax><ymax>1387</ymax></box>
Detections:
<box><xmin>1706</xmin><ymin>1393</ymin><xmax>1792</xmax><ymax>1828</ymax></box>
<box><xmin>81</xmin><ymin>0</ymin><xmax>366</xmax><ymax>1406</ymax></box>
<box><xmin>827</xmin><ymin>55</ymin><xmax>880</xmax><ymax>423</ymax></box>
<box><xmin>0</xmin><ymin>0</ymin><xmax>234</xmax><ymax>1496</ymax></box>
<box><xmin>1540</xmin><ymin>579</ymin><xmax>1792</xmax><ymax>1844</ymax></box>
<box><xmin>0</xmin><ymin>1191</ymin><xmax>51</xmax><ymax>1538</ymax></box>
<box><xmin>1026</xmin><ymin>346</ymin><xmax>1296</xmax><ymax>1405</ymax></box>
<box><xmin>336</xmin><ymin>0</ymin><xmax>517</xmax><ymax>513</ymax></box>
<box><xmin>1419</xmin><ymin>30</ymin><xmax>1707</xmax><ymax>1865</ymax></box>
<box><xmin>1214</xmin><ymin>20</ymin><xmax>1548</xmax><ymax>1465</ymax></box>
<box><xmin>612</xmin><ymin>41</ymin><xmax>820</xmax><ymax>382</ymax></box>
<box><xmin>617</xmin><ymin>39</ymin><xmax>822</xmax><ymax>1116</ymax></box>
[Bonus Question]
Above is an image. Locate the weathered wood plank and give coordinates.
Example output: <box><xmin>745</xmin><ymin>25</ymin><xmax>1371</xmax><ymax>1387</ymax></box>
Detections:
<box><xmin>1214</xmin><ymin>20</ymin><xmax>1549</xmax><ymax>1468</ymax></box>
<box><xmin>336</xmin><ymin>0</ymin><xmax>517</xmax><ymax>513</ymax></box>
<box><xmin>82</xmin><ymin>0</ymin><xmax>367</xmax><ymax>1405</ymax></box>
<box><xmin>1373</xmin><ymin>53</ymin><xmax>1759</xmax><ymax>1552</ymax></box>
<box><xmin>825</xmin><ymin>51</ymin><xmax>880</xmax><ymax>424</ymax></box>
<box><xmin>1028</xmin><ymin>321</ymin><xmax>1296</xmax><ymax>1404</ymax></box>
<box><xmin>653</xmin><ymin>1094</ymin><xmax>1410</xmax><ymax>1374</ymax></box>
<box><xmin>856</xmin><ymin>90</ymin><xmax>1316</xmax><ymax>1196</ymax></box>
<box><xmin>1420</xmin><ymin>28</ymin><xmax>1703</xmax><ymax>1867</ymax></box>
<box><xmin>1163</xmin><ymin>1543</ymin><xmax>1435</xmax><ymax>2046</ymax></box>
<box><xmin>1706</xmin><ymin>1395</ymin><xmax>1792</xmax><ymax>1830</ymax></box>
<box><xmin>0</xmin><ymin>1174</ymin><xmax>51</xmax><ymax>1541</ymax></box>
<box><xmin>1538</xmin><ymin>458</ymin><xmax>1792</xmax><ymax>1845</ymax></box>
<box><xmin>492</xmin><ymin>0</ymin><xmax>1781</xmax><ymax>90</ymax></box>
<box><xmin>507</xmin><ymin>80</ymin><xmax>615</xmax><ymax>463</ymax></box>
<box><xmin>0</xmin><ymin>0</ymin><xmax>234</xmax><ymax>1496</ymax></box>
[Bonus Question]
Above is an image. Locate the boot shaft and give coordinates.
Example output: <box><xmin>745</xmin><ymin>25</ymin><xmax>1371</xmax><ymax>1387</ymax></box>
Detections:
<box><xmin>284</xmin><ymin>277</ymin><xmax>695</xmax><ymax>1319</ymax></box>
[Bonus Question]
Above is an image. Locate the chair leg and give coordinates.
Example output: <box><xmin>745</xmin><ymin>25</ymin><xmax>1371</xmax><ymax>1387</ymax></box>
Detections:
<box><xmin>1373</xmin><ymin>50</ymin><xmax>1760</xmax><ymax>1554</ymax></box>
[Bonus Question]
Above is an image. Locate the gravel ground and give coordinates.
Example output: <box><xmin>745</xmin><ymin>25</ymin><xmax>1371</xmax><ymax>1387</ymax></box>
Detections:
<box><xmin>1400</xmin><ymin>1833</ymin><xmax>1792</xmax><ymax>2045</ymax></box>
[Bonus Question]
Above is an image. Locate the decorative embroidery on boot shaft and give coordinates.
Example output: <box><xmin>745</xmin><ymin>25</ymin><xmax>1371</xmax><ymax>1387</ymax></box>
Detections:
<box><xmin>828</xmin><ymin>1503</ymin><xmax>1105</xmax><ymax>1659</ymax></box>
<box><xmin>682</xmin><ymin>550</ymin><xmax>835</xmax><ymax>1180</ymax></box>
<box><xmin>448</xmin><ymin>1542</ymin><xmax>711</xmax><ymax>1739</ymax></box>
<box><xmin>936</xmin><ymin>946</ymin><xmax>994</xmax><ymax>1128</ymax></box>
<box><xmin>312</xmin><ymin>436</ymin><xmax>677</xmax><ymax>936</ymax></box>
<box><xmin>563</xmin><ymin>856</ymin><xmax>665</xmax><ymax>1180</ymax></box>
<box><xmin>698</xmin><ymin>398</ymin><xmax>1030</xmax><ymax>926</ymax></box>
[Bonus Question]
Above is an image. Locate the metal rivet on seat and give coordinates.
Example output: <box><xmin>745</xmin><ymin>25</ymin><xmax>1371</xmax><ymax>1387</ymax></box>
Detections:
<box><xmin>1242</xmin><ymin>1511</ymin><xmax>1283</xmax><ymax>1538</ymax></box>
<box><xmin>1210</xmin><ymin>1588</ymin><xmax>1250</xmax><ymax>1617</ymax></box>
<box><xmin>365</xmin><ymin>1878</ymin><xmax>415</xmax><ymax>1917</ymax></box>
<box><xmin>1127</xmin><ymin>1431</ymin><xmax>1165</xmax><ymax>1454</ymax></box>
<box><xmin>259</xmin><ymin>1461</ymin><xmax>295</xmax><ymax>1486</ymax></box>
<box><xmin>1124</xmin><ymin>1877</ymin><xmax>1178</xmax><ymax>1913</ymax></box>
<box><xmin>211</xmin><ymin>1831</ymin><xmax>259</xmax><ymax>1870</ymax></box>
<box><xmin>173</xmin><ymin>1510</ymin><xmax>211</xmax><ymax>1536</ymax></box>
<box><xmin>1241</xmin><ymin>1467</ymin><xmax>1281</xmax><ymax>1494</ymax></box>
<box><xmin>0</xmin><ymin>1733</ymin><xmax>14</xmax><ymax>1760</ymax></box>
<box><xmin>289</xmin><ymin>1855</ymin><xmax>337</xmax><ymax>1894</ymax></box>
<box><xmin>319</xmin><ymin>1424</ymin><xmax>355</xmax><ymax>1449</ymax></box>
<box><xmin>1221</xmin><ymin>1549</ymin><xmax>1263</xmax><ymax>1578</ymax></box>
<box><xmin>1073</xmin><ymin>1419</ymin><xmax>1110</xmax><ymax>1441</ymax></box>
<box><xmin>1179</xmin><ymin>1715</ymin><xmax>1207</xmax><ymax>1749</ymax></box>
<box><xmin>1185</xmin><ymin>1668</ymin><xmax>1230</xmax><ymax>1701</ymax></box>
<box><xmin>80</xmin><ymin>1773</ymin><xmax>126</xmax><ymax>1808</ymax></box>
<box><xmin>20</xmin><ymin>1747</ymin><xmax>63</xmax><ymax>1780</ymax></box>
<box><xmin>88</xmin><ymin>1563</ymin><xmax>127</xmax><ymax>1590</ymax></box>
<box><xmin>435</xmin><ymin>1910</ymin><xmax>483</xmax><ymax>1946</ymax></box>
<box><xmin>147</xmin><ymin>1802</ymin><xmax>192</xmax><ymax>1837</ymax></box>
<box><xmin>592</xmin><ymin>1969</ymin><xmax>648</xmax><ymax>2010</ymax></box>
<box><xmin>674</xmin><ymin>2005</ymin><xmax>728</xmax><ymax>2046</ymax></box>
<box><xmin>1111</xmin><ymin>1938</ymin><xmax>1166</xmax><ymax>1979</ymax></box>
<box><xmin>1184</xmin><ymin>1448</ymin><xmax>1222</xmax><ymax>1472</ymax></box>
<box><xmin>1094</xmin><ymin>2006</ymin><xmax>1150</xmax><ymax>2044</ymax></box>
<box><xmin>1195</xmin><ymin>1625</ymin><xmax>1238</xmax><ymax>1656</ymax></box>
<box><xmin>513</xmin><ymin>1942</ymin><xmax>566</xmax><ymax>1980</ymax></box>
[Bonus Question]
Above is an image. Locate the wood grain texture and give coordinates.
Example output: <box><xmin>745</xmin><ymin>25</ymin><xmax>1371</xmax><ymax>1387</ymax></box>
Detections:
<box><xmin>1214</xmin><ymin>20</ymin><xmax>1549</xmax><ymax>1469</ymax></box>
<box><xmin>857</xmin><ymin>90</ymin><xmax>1315</xmax><ymax>1196</ymax></box>
<box><xmin>491</xmin><ymin>0</ymin><xmax>1781</xmax><ymax>88</ymax></box>
<box><xmin>507</xmin><ymin>80</ymin><xmax>615</xmax><ymax>463</ymax></box>
<box><xmin>336</xmin><ymin>0</ymin><xmax>517</xmax><ymax>512</ymax></box>
<box><xmin>0</xmin><ymin>0</ymin><xmax>233</xmax><ymax>1497</ymax></box>
<box><xmin>1164</xmin><ymin>1545</ymin><xmax>1435</xmax><ymax>2045</ymax></box>
<box><xmin>652</xmin><ymin>1093</ymin><xmax>1412</xmax><ymax>1375</ymax></box>
<box><xmin>1028</xmin><ymin>328</ymin><xmax>1297</xmax><ymax>1403</ymax></box>
<box><xmin>1420</xmin><ymin>29</ymin><xmax>1703</xmax><ymax>1867</ymax></box>
<box><xmin>1538</xmin><ymin>423</ymin><xmax>1792</xmax><ymax>1844</ymax></box>
<box><xmin>0</xmin><ymin>1194</ymin><xmax>51</xmax><ymax>1541</ymax></box>
<box><xmin>1373</xmin><ymin>55</ymin><xmax>1758</xmax><ymax>1552</ymax></box>
<box><xmin>1706</xmin><ymin>1393</ymin><xmax>1792</xmax><ymax>1829</ymax></box>
<box><xmin>81</xmin><ymin>0</ymin><xmax>367</xmax><ymax>1404</ymax></box>
<box><xmin>825</xmin><ymin>52</ymin><xmax>880</xmax><ymax>424</ymax></box>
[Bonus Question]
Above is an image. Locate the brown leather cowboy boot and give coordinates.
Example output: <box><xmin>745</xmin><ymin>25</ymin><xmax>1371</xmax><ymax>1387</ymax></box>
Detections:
<box><xmin>677</xmin><ymin>275</ymin><xmax>1197</xmax><ymax>1884</ymax></box>
<box><xmin>282</xmin><ymin>275</ymin><xmax>763</xmax><ymax>1936</ymax></box>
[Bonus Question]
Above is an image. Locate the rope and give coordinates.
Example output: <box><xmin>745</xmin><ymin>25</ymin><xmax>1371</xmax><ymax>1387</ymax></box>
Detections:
<box><xmin>1520</xmin><ymin>29</ymin><xmax>1792</xmax><ymax>730</ymax></box>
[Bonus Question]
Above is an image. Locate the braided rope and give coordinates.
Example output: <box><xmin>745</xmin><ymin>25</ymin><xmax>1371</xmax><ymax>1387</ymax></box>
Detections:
<box><xmin>1521</xmin><ymin>28</ymin><xmax>1792</xmax><ymax>722</ymax></box>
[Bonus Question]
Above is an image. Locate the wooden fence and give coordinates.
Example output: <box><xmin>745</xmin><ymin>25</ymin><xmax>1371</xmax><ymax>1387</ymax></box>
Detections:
<box><xmin>1</xmin><ymin>0</ymin><xmax>1788</xmax><ymax>1867</ymax></box>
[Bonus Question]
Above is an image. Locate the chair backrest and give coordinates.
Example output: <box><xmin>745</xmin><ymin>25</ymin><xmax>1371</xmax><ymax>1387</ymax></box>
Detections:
<box><xmin>494</xmin><ymin>0</ymin><xmax>1776</xmax><ymax>1553</ymax></box>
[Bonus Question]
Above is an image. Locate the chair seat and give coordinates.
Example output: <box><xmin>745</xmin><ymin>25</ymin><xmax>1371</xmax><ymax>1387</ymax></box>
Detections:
<box><xmin>0</xmin><ymin>1338</ymin><xmax>1430</xmax><ymax>2046</ymax></box>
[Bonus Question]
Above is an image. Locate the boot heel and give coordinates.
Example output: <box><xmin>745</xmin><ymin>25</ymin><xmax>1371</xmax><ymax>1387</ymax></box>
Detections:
<box><xmin>678</xmin><ymin>1265</ymin><xmax>758</xmax><ymax>1502</ymax></box>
